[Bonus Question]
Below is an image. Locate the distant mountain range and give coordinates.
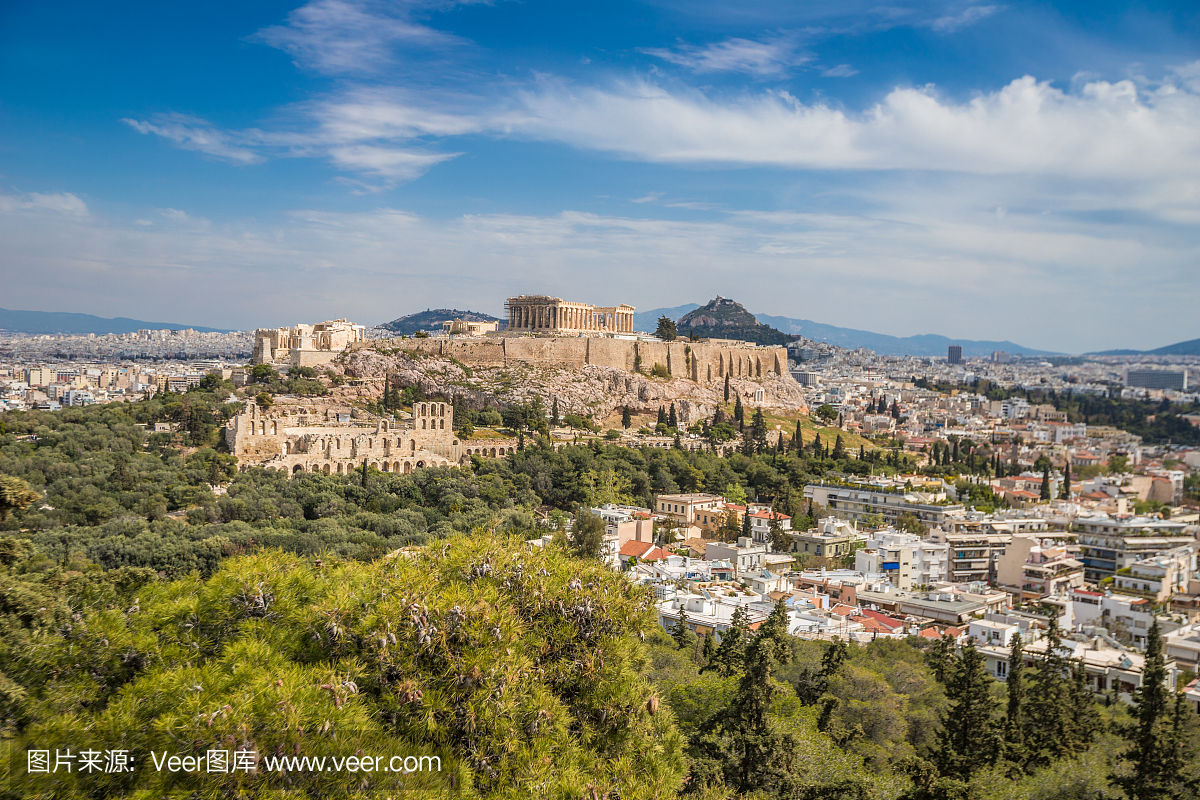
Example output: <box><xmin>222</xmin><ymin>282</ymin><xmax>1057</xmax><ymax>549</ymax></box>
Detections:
<box><xmin>1089</xmin><ymin>338</ymin><xmax>1200</xmax><ymax>357</ymax></box>
<box><xmin>0</xmin><ymin>308</ymin><xmax>232</xmax><ymax>335</ymax></box>
<box><xmin>376</xmin><ymin>308</ymin><xmax>501</xmax><ymax>335</ymax></box>
<box><xmin>634</xmin><ymin>302</ymin><xmax>1054</xmax><ymax>357</ymax></box>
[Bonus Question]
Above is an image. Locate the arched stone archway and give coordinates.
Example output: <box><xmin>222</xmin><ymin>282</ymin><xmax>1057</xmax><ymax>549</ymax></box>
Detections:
<box><xmin>403</xmin><ymin>462</ymin><xmax>412</xmax><ymax>473</ymax></box>
<box><xmin>293</xmin><ymin>464</ymin><xmax>304</xmax><ymax>474</ymax></box>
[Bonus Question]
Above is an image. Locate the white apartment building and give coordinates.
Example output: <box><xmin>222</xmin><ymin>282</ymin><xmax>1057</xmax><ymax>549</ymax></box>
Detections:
<box><xmin>854</xmin><ymin>529</ymin><xmax>949</xmax><ymax>590</ymax></box>
<box><xmin>1113</xmin><ymin>545</ymin><xmax>1197</xmax><ymax>603</ymax></box>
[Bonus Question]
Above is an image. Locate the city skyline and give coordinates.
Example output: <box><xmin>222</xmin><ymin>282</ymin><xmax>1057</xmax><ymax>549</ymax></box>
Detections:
<box><xmin>2</xmin><ymin>0</ymin><xmax>1198</xmax><ymax>353</ymax></box>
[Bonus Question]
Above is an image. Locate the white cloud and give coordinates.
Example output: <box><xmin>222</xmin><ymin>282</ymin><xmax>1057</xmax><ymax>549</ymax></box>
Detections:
<box><xmin>639</xmin><ymin>36</ymin><xmax>809</xmax><ymax>77</ymax></box>
<box><xmin>122</xmin><ymin>114</ymin><xmax>263</xmax><ymax>164</ymax></box>
<box><xmin>0</xmin><ymin>192</ymin><xmax>90</xmax><ymax>217</ymax></box>
<box><xmin>159</xmin><ymin>208</ymin><xmax>191</xmax><ymax>221</ymax></box>
<box><xmin>252</xmin><ymin>0</ymin><xmax>467</xmax><ymax>75</ymax></box>
<box><xmin>929</xmin><ymin>5</ymin><xmax>1001</xmax><ymax>33</ymax></box>
<box><xmin>630</xmin><ymin>192</ymin><xmax>664</xmax><ymax>203</ymax></box>
<box><xmin>326</xmin><ymin>144</ymin><xmax>461</xmax><ymax>188</ymax></box>
<box><xmin>506</xmin><ymin>75</ymin><xmax>1200</xmax><ymax>190</ymax></box>
<box><xmin>2</xmin><ymin>186</ymin><xmax>1197</xmax><ymax>352</ymax></box>
<box><xmin>821</xmin><ymin>64</ymin><xmax>859</xmax><ymax>78</ymax></box>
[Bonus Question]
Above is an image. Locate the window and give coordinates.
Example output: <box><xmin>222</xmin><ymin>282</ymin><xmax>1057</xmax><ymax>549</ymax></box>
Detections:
<box><xmin>996</xmin><ymin>661</ymin><xmax>1007</xmax><ymax>678</ymax></box>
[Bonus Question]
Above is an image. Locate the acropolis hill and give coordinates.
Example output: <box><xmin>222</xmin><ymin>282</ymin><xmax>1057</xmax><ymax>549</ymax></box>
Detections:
<box><xmin>253</xmin><ymin>296</ymin><xmax>807</xmax><ymax>426</ymax></box>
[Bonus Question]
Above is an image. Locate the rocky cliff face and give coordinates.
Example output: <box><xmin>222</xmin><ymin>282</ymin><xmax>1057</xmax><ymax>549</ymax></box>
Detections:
<box><xmin>332</xmin><ymin>347</ymin><xmax>807</xmax><ymax>424</ymax></box>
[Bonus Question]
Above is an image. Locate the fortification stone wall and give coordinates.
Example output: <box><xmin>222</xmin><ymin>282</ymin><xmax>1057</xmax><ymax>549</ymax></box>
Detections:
<box><xmin>353</xmin><ymin>336</ymin><xmax>789</xmax><ymax>382</ymax></box>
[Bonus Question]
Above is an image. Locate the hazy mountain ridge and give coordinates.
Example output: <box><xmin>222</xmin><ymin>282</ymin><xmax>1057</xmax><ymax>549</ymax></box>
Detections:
<box><xmin>1088</xmin><ymin>337</ymin><xmax>1200</xmax><ymax>357</ymax></box>
<box><xmin>634</xmin><ymin>302</ymin><xmax>1056</xmax><ymax>357</ymax></box>
<box><xmin>0</xmin><ymin>308</ymin><xmax>232</xmax><ymax>335</ymax></box>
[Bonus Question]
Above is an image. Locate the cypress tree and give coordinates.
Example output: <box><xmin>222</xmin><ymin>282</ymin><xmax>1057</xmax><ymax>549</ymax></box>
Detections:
<box><xmin>1025</xmin><ymin>616</ymin><xmax>1073</xmax><ymax>767</ymax></box>
<box><xmin>832</xmin><ymin>434</ymin><xmax>846</xmax><ymax>460</ymax></box>
<box><xmin>668</xmin><ymin>403</ymin><xmax>678</xmax><ymax>430</ymax></box>
<box><xmin>1003</xmin><ymin>632</ymin><xmax>1027</xmax><ymax>768</ymax></box>
<box><xmin>701</xmin><ymin>631</ymin><xmax>715</xmax><ymax>664</ymax></box>
<box><xmin>725</xmin><ymin>620</ymin><xmax>794</xmax><ymax>791</ymax></box>
<box><xmin>657</xmin><ymin>405</ymin><xmax>667</xmax><ymax>426</ymax></box>
<box><xmin>734</xmin><ymin>395</ymin><xmax>744</xmax><ymax>424</ymax></box>
<box><xmin>724</xmin><ymin>374</ymin><xmax>731</xmax><ymax>402</ymax></box>
<box><xmin>621</xmin><ymin>404</ymin><xmax>632</xmax><ymax>429</ymax></box>
<box><xmin>794</xmin><ymin>419</ymin><xmax>803</xmax><ymax>453</ymax></box>
<box><xmin>551</xmin><ymin>396</ymin><xmax>560</xmax><ymax>427</ymax></box>
<box><xmin>1060</xmin><ymin>461</ymin><xmax>1071</xmax><ymax>499</ymax></box>
<box><xmin>812</xmin><ymin>431</ymin><xmax>822</xmax><ymax>456</ymax></box>
<box><xmin>1039</xmin><ymin>465</ymin><xmax>1051</xmax><ymax>501</ymax></box>
<box><xmin>750</xmin><ymin>408</ymin><xmax>768</xmax><ymax>453</ymax></box>
<box><xmin>936</xmin><ymin>641</ymin><xmax>999</xmax><ymax>781</ymax></box>
<box><xmin>1113</xmin><ymin>620</ymin><xmax>1181</xmax><ymax>799</ymax></box>
<box><xmin>741</xmin><ymin>511</ymin><xmax>752</xmax><ymax>541</ymax></box>
<box><xmin>703</xmin><ymin>606</ymin><xmax>749</xmax><ymax>676</ymax></box>
<box><xmin>859</xmin><ymin>444</ymin><xmax>865</xmax><ymax>461</ymax></box>
<box><xmin>672</xmin><ymin>608</ymin><xmax>696</xmax><ymax>650</ymax></box>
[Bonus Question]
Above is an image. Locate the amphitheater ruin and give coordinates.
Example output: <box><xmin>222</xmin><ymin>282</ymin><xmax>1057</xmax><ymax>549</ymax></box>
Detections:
<box><xmin>225</xmin><ymin>398</ymin><xmax>516</xmax><ymax>475</ymax></box>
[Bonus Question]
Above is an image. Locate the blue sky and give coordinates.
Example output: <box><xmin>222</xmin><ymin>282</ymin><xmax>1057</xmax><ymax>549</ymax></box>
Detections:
<box><xmin>1</xmin><ymin>0</ymin><xmax>1197</xmax><ymax>352</ymax></box>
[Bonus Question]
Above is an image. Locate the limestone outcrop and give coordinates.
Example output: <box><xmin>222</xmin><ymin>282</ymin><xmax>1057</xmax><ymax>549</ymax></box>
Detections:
<box><xmin>333</xmin><ymin>342</ymin><xmax>807</xmax><ymax>424</ymax></box>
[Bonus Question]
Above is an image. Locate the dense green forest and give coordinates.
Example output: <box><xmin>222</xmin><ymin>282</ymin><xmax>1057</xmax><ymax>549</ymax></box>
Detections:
<box><xmin>2</xmin><ymin>397</ymin><xmax>1198</xmax><ymax>798</ymax></box>
<box><xmin>0</xmin><ymin>397</ymin><xmax>935</xmax><ymax>577</ymax></box>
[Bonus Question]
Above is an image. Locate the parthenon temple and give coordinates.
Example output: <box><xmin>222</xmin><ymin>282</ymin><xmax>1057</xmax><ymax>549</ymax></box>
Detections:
<box><xmin>505</xmin><ymin>295</ymin><xmax>635</xmax><ymax>334</ymax></box>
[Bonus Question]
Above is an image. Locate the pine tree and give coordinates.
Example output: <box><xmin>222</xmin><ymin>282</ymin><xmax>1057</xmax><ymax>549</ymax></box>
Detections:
<box><xmin>936</xmin><ymin>641</ymin><xmax>999</xmax><ymax>781</ymax></box>
<box><xmin>621</xmin><ymin>404</ymin><xmax>631</xmax><ymax>429</ymax></box>
<box><xmin>724</xmin><ymin>374</ymin><xmax>731</xmax><ymax>402</ymax></box>
<box><xmin>668</xmin><ymin>403</ymin><xmax>678</xmax><ymax>430</ymax></box>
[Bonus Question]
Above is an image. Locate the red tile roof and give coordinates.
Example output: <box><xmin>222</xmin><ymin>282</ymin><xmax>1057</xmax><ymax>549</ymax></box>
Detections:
<box><xmin>748</xmin><ymin>510</ymin><xmax>792</xmax><ymax>520</ymax></box>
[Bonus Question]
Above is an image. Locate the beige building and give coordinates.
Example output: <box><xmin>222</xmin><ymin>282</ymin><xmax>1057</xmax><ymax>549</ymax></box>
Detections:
<box><xmin>441</xmin><ymin>318</ymin><xmax>500</xmax><ymax>335</ymax></box>
<box><xmin>253</xmin><ymin>319</ymin><xmax>366</xmax><ymax>367</ymax></box>
<box><xmin>656</xmin><ymin>493</ymin><xmax>726</xmax><ymax>530</ymax></box>
<box><xmin>994</xmin><ymin>535</ymin><xmax>1085</xmax><ymax>600</ymax></box>
<box><xmin>505</xmin><ymin>295</ymin><xmax>635</xmax><ymax>334</ymax></box>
